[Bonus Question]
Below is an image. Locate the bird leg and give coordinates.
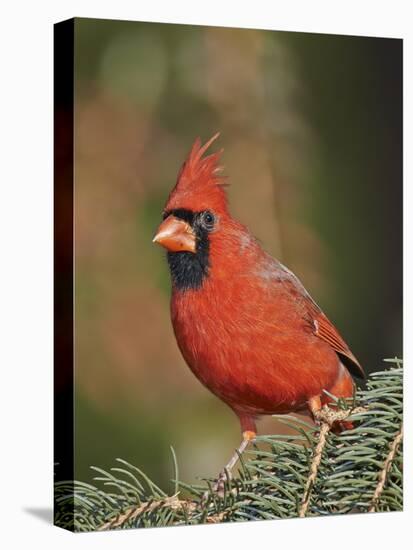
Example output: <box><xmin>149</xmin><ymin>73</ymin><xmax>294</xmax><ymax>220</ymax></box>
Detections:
<box><xmin>308</xmin><ymin>395</ymin><xmax>322</xmax><ymax>422</ymax></box>
<box><xmin>213</xmin><ymin>430</ymin><xmax>256</xmax><ymax>495</ymax></box>
<box><xmin>203</xmin><ymin>415</ymin><xmax>256</xmax><ymax>503</ymax></box>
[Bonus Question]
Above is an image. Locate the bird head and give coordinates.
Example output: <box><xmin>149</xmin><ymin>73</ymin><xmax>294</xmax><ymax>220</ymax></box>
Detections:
<box><xmin>153</xmin><ymin>134</ymin><xmax>237</xmax><ymax>291</ymax></box>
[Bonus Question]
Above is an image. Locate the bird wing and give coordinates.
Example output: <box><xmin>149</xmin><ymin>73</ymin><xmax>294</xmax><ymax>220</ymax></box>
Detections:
<box><xmin>306</xmin><ymin>299</ymin><xmax>365</xmax><ymax>379</ymax></box>
<box><xmin>276</xmin><ymin>261</ymin><xmax>365</xmax><ymax>379</ymax></box>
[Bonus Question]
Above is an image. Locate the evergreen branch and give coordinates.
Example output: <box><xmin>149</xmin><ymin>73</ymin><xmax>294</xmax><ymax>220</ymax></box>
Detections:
<box><xmin>299</xmin><ymin>421</ymin><xmax>330</xmax><ymax>517</ymax></box>
<box><xmin>97</xmin><ymin>493</ymin><xmax>196</xmax><ymax>531</ymax></box>
<box><xmin>298</xmin><ymin>403</ymin><xmax>368</xmax><ymax>517</ymax></box>
<box><xmin>368</xmin><ymin>425</ymin><xmax>403</xmax><ymax>512</ymax></box>
<box><xmin>54</xmin><ymin>360</ymin><xmax>403</xmax><ymax>531</ymax></box>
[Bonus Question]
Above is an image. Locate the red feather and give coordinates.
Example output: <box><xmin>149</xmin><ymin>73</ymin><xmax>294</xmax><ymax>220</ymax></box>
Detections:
<box><xmin>161</xmin><ymin>135</ymin><xmax>363</xmax><ymax>435</ymax></box>
<box><xmin>165</xmin><ymin>133</ymin><xmax>229</xmax><ymax>215</ymax></box>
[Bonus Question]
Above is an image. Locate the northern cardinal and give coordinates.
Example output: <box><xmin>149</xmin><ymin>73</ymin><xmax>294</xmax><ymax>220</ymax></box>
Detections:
<box><xmin>153</xmin><ymin>134</ymin><xmax>364</xmax><ymax>482</ymax></box>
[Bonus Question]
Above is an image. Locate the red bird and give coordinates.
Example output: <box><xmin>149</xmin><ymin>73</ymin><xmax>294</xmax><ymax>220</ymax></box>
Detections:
<box><xmin>153</xmin><ymin>134</ymin><xmax>364</xmax><ymax>481</ymax></box>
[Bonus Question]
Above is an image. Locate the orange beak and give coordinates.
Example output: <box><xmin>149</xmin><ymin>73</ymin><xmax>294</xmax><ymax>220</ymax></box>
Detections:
<box><xmin>153</xmin><ymin>215</ymin><xmax>196</xmax><ymax>253</ymax></box>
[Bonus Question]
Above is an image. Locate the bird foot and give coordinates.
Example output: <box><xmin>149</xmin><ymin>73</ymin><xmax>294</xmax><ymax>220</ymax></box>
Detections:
<box><xmin>314</xmin><ymin>404</ymin><xmax>367</xmax><ymax>428</ymax></box>
<box><xmin>201</xmin><ymin>432</ymin><xmax>255</xmax><ymax>506</ymax></box>
<box><xmin>201</xmin><ymin>468</ymin><xmax>232</xmax><ymax>505</ymax></box>
<box><xmin>214</xmin><ymin>468</ymin><xmax>232</xmax><ymax>497</ymax></box>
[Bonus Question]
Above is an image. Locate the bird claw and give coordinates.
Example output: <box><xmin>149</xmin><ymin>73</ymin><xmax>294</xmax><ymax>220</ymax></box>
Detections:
<box><xmin>314</xmin><ymin>404</ymin><xmax>367</xmax><ymax>427</ymax></box>
<box><xmin>201</xmin><ymin>436</ymin><xmax>251</xmax><ymax>505</ymax></box>
<box><xmin>214</xmin><ymin>468</ymin><xmax>232</xmax><ymax>497</ymax></box>
<box><xmin>201</xmin><ymin>469</ymin><xmax>232</xmax><ymax>505</ymax></box>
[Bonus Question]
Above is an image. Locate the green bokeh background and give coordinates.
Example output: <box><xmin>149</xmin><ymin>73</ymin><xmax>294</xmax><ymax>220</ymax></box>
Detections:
<box><xmin>72</xmin><ymin>18</ymin><xmax>402</xmax><ymax>491</ymax></box>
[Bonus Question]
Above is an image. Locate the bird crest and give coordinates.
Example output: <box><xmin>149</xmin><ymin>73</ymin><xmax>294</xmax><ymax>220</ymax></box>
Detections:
<box><xmin>165</xmin><ymin>133</ymin><xmax>229</xmax><ymax>214</ymax></box>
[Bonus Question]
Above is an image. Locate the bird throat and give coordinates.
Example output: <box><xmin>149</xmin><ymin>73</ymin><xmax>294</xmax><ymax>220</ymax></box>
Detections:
<box><xmin>167</xmin><ymin>231</ymin><xmax>210</xmax><ymax>292</ymax></box>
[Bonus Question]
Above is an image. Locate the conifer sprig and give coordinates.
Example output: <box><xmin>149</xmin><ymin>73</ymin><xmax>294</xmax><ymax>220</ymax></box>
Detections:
<box><xmin>54</xmin><ymin>359</ymin><xmax>403</xmax><ymax>532</ymax></box>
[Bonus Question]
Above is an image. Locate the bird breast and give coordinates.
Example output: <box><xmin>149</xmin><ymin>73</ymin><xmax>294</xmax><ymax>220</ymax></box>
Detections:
<box><xmin>170</xmin><ymin>274</ymin><xmax>339</xmax><ymax>416</ymax></box>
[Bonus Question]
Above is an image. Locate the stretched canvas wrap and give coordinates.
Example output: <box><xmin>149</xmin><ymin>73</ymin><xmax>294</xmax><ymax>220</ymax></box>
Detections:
<box><xmin>54</xmin><ymin>17</ymin><xmax>403</xmax><ymax>532</ymax></box>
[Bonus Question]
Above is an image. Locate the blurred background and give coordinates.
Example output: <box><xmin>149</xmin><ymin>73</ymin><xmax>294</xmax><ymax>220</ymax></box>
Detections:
<box><xmin>71</xmin><ymin>18</ymin><xmax>402</xmax><ymax>491</ymax></box>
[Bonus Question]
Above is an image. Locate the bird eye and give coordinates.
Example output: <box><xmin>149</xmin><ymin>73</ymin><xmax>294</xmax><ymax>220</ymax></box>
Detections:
<box><xmin>201</xmin><ymin>211</ymin><xmax>215</xmax><ymax>230</ymax></box>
